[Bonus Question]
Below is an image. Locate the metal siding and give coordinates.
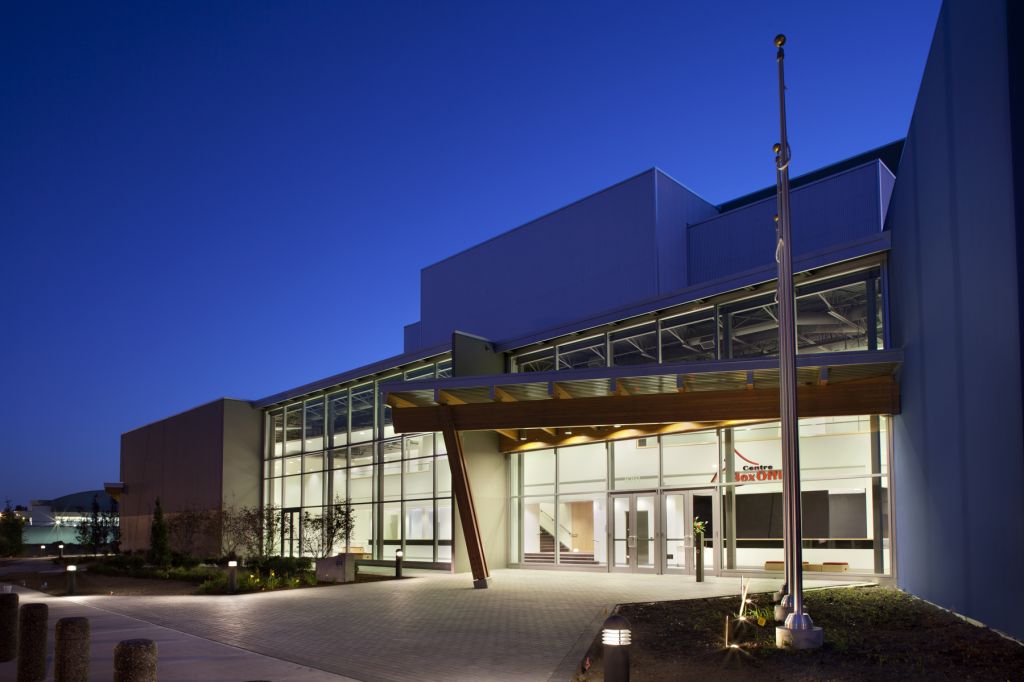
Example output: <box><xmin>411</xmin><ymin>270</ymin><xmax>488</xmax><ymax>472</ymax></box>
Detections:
<box><xmin>418</xmin><ymin>171</ymin><xmax>661</xmax><ymax>348</ymax></box>
<box><xmin>887</xmin><ymin>0</ymin><xmax>1024</xmax><ymax>641</ymax></box>
<box><xmin>688</xmin><ymin>162</ymin><xmax>887</xmax><ymax>284</ymax></box>
<box><xmin>654</xmin><ymin>170</ymin><xmax>718</xmax><ymax>294</ymax></box>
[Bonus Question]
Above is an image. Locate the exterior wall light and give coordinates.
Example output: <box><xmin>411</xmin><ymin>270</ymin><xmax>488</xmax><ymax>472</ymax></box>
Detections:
<box><xmin>602</xmin><ymin>613</ymin><xmax>631</xmax><ymax>681</ymax></box>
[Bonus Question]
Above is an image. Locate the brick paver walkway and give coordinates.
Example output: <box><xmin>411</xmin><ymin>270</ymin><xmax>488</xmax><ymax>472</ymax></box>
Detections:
<box><xmin>67</xmin><ymin>569</ymin><xmax>857</xmax><ymax>681</ymax></box>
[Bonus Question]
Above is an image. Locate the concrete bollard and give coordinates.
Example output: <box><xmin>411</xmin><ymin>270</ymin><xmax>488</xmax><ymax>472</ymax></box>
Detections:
<box><xmin>55</xmin><ymin>617</ymin><xmax>90</xmax><ymax>682</ymax></box>
<box><xmin>114</xmin><ymin>638</ymin><xmax>157</xmax><ymax>682</ymax></box>
<box><xmin>0</xmin><ymin>592</ymin><xmax>18</xmax><ymax>662</ymax></box>
<box><xmin>16</xmin><ymin>603</ymin><xmax>48</xmax><ymax>682</ymax></box>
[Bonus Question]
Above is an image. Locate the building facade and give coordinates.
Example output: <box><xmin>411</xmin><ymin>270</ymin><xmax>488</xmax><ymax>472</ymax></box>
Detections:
<box><xmin>120</xmin><ymin>0</ymin><xmax>1024</xmax><ymax>640</ymax></box>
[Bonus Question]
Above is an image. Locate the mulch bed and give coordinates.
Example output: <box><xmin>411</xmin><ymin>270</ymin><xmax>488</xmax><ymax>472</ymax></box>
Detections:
<box><xmin>1</xmin><ymin>570</ymin><xmax>197</xmax><ymax>597</ymax></box>
<box><xmin>1</xmin><ymin>567</ymin><xmax>399</xmax><ymax>597</ymax></box>
<box><xmin>574</xmin><ymin>585</ymin><xmax>1024</xmax><ymax>681</ymax></box>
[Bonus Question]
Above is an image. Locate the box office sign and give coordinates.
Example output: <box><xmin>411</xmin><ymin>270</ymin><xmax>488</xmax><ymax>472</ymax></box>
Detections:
<box><xmin>734</xmin><ymin>465</ymin><xmax>782</xmax><ymax>482</ymax></box>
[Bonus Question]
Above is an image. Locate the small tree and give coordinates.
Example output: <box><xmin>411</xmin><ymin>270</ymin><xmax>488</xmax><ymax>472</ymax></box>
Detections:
<box><xmin>301</xmin><ymin>497</ymin><xmax>355</xmax><ymax>559</ymax></box>
<box><xmin>149</xmin><ymin>497</ymin><xmax>171</xmax><ymax>566</ymax></box>
<box><xmin>261</xmin><ymin>504</ymin><xmax>281</xmax><ymax>557</ymax></box>
<box><xmin>223</xmin><ymin>504</ymin><xmax>281</xmax><ymax>559</ymax></box>
<box><xmin>0</xmin><ymin>500</ymin><xmax>26</xmax><ymax>557</ymax></box>
<box><xmin>168</xmin><ymin>507</ymin><xmax>214</xmax><ymax>557</ymax></box>
<box><xmin>102</xmin><ymin>498</ymin><xmax>121</xmax><ymax>554</ymax></box>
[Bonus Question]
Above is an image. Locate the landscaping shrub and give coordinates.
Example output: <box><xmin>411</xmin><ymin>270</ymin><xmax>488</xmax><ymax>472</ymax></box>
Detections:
<box><xmin>196</xmin><ymin>557</ymin><xmax>315</xmax><ymax>589</ymax></box>
<box><xmin>245</xmin><ymin>556</ymin><xmax>311</xmax><ymax>579</ymax></box>
<box><xmin>170</xmin><ymin>552</ymin><xmax>201</xmax><ymax>569</ymax></box>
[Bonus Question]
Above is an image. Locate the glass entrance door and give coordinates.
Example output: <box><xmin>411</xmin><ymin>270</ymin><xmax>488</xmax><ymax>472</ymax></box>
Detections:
<box><xmin>282</xmin><ymin>509</ymin><xmax>300</xmax><ymax>557</ymax></box>
<box><xmin>663</xmin><ymin>489</ymin><xmax>718</xmax><ymax>575</ymax></box>
<box><xmin>610</xmin><ymin>493</ymin><xmax>658</xmax><ymax>573</ymax></box>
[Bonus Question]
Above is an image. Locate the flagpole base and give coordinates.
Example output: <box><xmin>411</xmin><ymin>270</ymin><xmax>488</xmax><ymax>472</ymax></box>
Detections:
<box><xmin>776</xmin><ymin>624</ymin><xmax>823</xmax><ymax>649</ymax></box>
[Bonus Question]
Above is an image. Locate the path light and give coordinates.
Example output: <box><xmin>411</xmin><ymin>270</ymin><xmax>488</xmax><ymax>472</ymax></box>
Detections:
<box><xmin>601</xmin><ymin>613</ymin><xmax>631</xmax><ymax>682</ymax></box>
<box><xmin>395</xmin><ymin>550</ymin><xmax>404</xmax><ymax>579</ymax></box>
<box><xmin>58</xmin><ymin>544</ymin><xmax>64</xmax><ymax>560</ymax></box>
<box><xmin>227</xmin><ymin>561</ymin><xmax>238</xmax><ymax>593</ymax></box>
<box><xmin>65</xmin><ymin>565</ymin><xmax>77</xmax><ymax>596</ymax></box>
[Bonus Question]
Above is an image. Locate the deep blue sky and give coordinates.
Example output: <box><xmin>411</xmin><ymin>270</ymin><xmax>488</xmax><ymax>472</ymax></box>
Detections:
<box><xmin>1</xmin><ymin>1</ymin><xmax>941</xmax><ymax>504</ymax></box>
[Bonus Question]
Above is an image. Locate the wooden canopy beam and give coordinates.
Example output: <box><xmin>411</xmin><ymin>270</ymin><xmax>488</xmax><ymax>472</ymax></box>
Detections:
<box><xmin>392</xmin><ymin>376</ymin><xmax>898</xmax><ymax>434</ymax></box>
<box><xmin>439</xmin><ymin>409</ymin><xmax>490</xmax><ymax>589</ymax></box>
<box><xmin>498</xmin><ymin>419</ymin><xmax>763</xmax><ymax>452</ymax></box>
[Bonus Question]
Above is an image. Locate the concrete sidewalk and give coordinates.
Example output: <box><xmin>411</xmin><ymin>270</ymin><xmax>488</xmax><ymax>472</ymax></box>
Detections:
<box><xmin>61</xmin><ymin>569</ymin><xmax>862</xmax><ymax>682</ymax></box>
<box><xmin>0</xmin><ymin>585</ymin><xmax>354</xmax><ymax>682</ymax></box>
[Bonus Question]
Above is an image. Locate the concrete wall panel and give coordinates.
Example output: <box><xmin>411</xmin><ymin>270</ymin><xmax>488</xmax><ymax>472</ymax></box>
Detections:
<box><xmin>119</xmin><ymin>400</ymin><xmax>226</xmax><ymax>552</ymax></box>
<box><xmin>452</xmin><ymin>431</ymin><xmax>506</xmax><ymax>575</ymax></box>
<box><xmin>222</xmin><ymin>399</ymin><xmax>262</xmax><ymax>513</ymax></box>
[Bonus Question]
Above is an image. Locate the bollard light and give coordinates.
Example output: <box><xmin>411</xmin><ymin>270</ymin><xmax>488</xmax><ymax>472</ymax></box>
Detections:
<box><xmin>66</xmin><ymin>565</ymin><xmax>77</xmax><ymax>597</ymax></box>
<box><xmin>602</xmin><ymin>620</ymin><xmax>632</xmax><ymax>646</ymax></box>
<box><xmin>602</xmin><ymin>614</ymin><xmax>631</xmax><ymax>681</ymax></box>
<box><xmin>58</xmin><ymin>543</ymin><xmax>64</xmax><ymax>559</ymax></box>
<box><xmin>227</xmin><ymin>561</ymin><xmax>238</xmax><ymax>592</ymax></box>
<box><xmin>394</xmin><ymin>549</ymin><xmax>404</xmax><ymax>579</ymax></box>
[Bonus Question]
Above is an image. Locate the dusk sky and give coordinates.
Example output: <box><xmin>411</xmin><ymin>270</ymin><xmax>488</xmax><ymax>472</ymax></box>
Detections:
<box><xmin>1</xmin><ymin>1</ymin><xmax>940</xmax><ymax>504</ymax></box>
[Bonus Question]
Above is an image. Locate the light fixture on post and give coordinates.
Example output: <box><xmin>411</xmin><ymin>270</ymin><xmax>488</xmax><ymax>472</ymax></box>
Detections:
<box><xmin>65</xmin><ymin>564</ymin><xmax>77</xmax><ymax>596</ymax></box>
<box><xmin>227</xmin><ymin>560</ymin><xmax>238</xmax><ymax>592</ymax></box>
<box><xmin>395</xmin><ymin>549</ymin><xmax>404</xmax><ymax>579</ymax></box>
<box><xmin>601</xmin><ymin>613</ymin><xmax>632</xmax><ymax>681</ymax></box>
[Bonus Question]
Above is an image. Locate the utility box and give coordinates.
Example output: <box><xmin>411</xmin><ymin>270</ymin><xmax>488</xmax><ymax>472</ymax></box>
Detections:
<box><xmin>315</xmin><ymin>554</ymin><xmax>359</xmax><ymax>584</ymax></box>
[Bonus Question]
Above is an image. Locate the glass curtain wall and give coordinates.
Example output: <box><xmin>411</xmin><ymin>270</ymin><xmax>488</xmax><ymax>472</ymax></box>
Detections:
<box><xmin>262</xmin><ymin>358</ymin><xmax>454</xmax><ymax>563</ymax></box>
<box><xmin>511</xmin><ymin>269</ymin><xmax>883</xmax><ymax>372</ymax></box>
<box><xmin>509</xmin><ymin>415</ymin><xmax>892</xmax><ymax>575</ymax></box>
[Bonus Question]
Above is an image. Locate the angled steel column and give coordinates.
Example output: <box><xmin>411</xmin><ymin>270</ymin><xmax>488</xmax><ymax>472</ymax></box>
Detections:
<box><xmin>439</xmin><ymin>409</ymin><xmax>491</xmax><ymax>588</ymax></box>
<box><xmin>772</xmin><ymin>34</ymin><xmax>819</xmax><ymax>642</ymax></box>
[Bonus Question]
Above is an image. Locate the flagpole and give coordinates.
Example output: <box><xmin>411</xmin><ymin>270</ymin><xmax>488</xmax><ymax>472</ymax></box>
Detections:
<box><xmin>772</xmin><ymin>33</ymin><xmax>823</xmax><ymax>649</ymax></box>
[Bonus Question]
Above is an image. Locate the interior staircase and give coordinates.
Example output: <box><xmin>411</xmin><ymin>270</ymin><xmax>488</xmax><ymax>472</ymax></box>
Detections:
<box><xmin>523</xmin><ymin>528</ymin><xmax>598</xmax><ymax>565</ymax></box>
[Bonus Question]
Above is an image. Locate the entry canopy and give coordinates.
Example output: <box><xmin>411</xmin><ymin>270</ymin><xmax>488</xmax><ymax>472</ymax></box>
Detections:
<box><xmin>383</xmin><ymin>349</ymin><xmax>901</xmax><ymax>451</ymax></box>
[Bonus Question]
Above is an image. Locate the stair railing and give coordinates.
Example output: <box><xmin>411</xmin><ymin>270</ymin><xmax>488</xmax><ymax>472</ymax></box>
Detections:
<box><xmin>538</xmin><ymin>507</ymin><xmax>576</xmax><ymax>552</ymax></box>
